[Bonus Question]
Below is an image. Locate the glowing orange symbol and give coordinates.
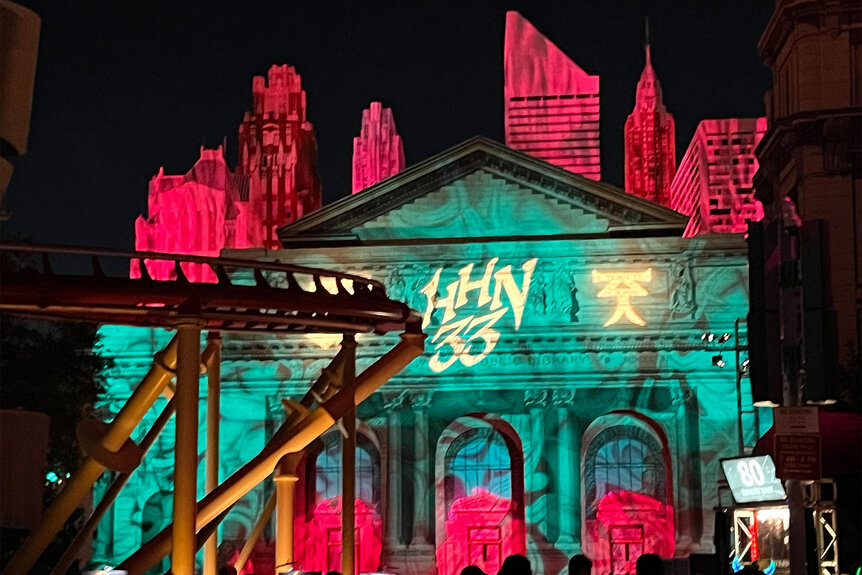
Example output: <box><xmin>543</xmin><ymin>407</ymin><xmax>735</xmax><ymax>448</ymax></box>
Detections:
<box><xmin>591</xmin><ymin>268</ymin><xmax>652</xmax><ymax>327</ymax></box>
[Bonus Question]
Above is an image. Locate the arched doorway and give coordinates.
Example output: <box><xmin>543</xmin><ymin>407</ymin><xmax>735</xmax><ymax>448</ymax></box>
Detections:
<box><xmin>436</xmin><ymin>415</ymin><xmax>526</xmax><ymax>575</ymax></box>
<box><xmin>297</xmin><ymin>429</ymin><xmax>382</xmax><ymax>574</ymax></box>
<box><xmin>581</xmin><ymin>413</ymin><xmax>674</xmax><ymax>575</ymax></box>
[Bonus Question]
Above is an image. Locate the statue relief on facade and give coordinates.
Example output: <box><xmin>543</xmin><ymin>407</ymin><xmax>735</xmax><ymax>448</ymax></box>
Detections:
<box><xmin>549</xmin><ymin>267</ymin><xmax>580</xmax><ymax>323</ymax></box>
<box><xmin>668</xmin><ymin>261</ymin><xmax>696</xmax><ymax>317</ymax></box>
<box><xmin>385</xmin><ymin>267</ymin><xmax>406</xmax><ymax>301</ymax></box>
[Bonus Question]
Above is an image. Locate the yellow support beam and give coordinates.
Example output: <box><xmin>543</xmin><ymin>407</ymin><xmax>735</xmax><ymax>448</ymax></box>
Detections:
<box><xmin>275</xmin><ymin>455</ymin><xmax>301</xmax><ymax>574</ymax></box>
<box><xmin>171</xmin><ymin>320</ymin><xmax>204</xmax><ymax>575</ymax></box>
<box><xmin>341</xmin><ymin>334</ymin><xmax>357</xmax><ymax>575</ymax></box>
<box><xmin>1</xmin><ymin>335</ymin><xmax>180</xmax><ymax>575</ymax></box>
<box><xmin>203</xmin><ymin>332</ymin><xmax>222</xmax><ymax>575</ymax></box>
<box><xmin>118</xmin><ymin>330</ymin><xmax>425</xmax><ymax>575</ymax></box>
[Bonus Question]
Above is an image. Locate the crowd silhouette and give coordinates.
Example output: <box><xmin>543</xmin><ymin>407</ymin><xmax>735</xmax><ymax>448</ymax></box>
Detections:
<box><xmin>458</xmin><ymin>552</ymin><xmax>666</xmax><ymax>575</ymax></box>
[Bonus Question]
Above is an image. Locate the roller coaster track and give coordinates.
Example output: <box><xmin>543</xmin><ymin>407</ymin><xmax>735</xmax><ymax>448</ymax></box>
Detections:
<box><xmin>0</xmin><ymin>243</ymin><xmax>414</xmax><ymax>333</ymax></box>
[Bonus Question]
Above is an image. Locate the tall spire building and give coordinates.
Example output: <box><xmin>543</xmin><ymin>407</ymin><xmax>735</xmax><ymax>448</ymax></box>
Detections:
<box><xmin>504</xmin><ymin>11</ymin><xmax>601</xmax><ymax>180</ymax></box>
<box><xmin>352</xmin><ymin>102</ymin><xmax>405</xmax><ymax>193</ymax></box>
<box><xmin>237</xmin><ymin>64</ymin><xmax>322</xmax><ymax>249</ymax></box>
<box><xmin>624</xmin><ymin>31</ymin><xmax>676</xmax><ymax>206</ymax></box>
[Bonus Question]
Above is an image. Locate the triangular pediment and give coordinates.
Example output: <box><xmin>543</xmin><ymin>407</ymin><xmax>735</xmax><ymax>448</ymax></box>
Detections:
<box><xmin>278</xmin><ymin>137</ymin><xmax>686</xmax><ymax>246</ymax></box>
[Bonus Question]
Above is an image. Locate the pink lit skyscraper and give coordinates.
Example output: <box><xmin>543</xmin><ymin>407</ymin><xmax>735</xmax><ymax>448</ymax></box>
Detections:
<box><xmin>670</xmin><ymin>118</ymin><xmax>767</xmax><ymax>236</ymax></box>
<box><xmin>624</xmin><ymin>40</ymin><xmax>676</xmax><ymax>207</ymax></box>
<box><xmin>352</xmin><ymin>102</ymin><xmax>405</xmax><ymax>193</ymax></box>
<box><xmin>504</xmin><ymin>11</ymin><xmax>601</xmax><ymax>180</ymax></box>
<box><xmin>132</xmin><ymin>146</ymin><xmax>253</xmax><ymax>282</ymax></box>
<box><xmin>237</xmin><ymin>64</ymin><xmax>322</xmax><ymax>249</ymax></box>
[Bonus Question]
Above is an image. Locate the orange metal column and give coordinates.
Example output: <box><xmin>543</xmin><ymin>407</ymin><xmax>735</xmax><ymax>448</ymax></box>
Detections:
<box><xmin>203</xmin><ymin>332</ymin><xmax>222</xmax><ymax>575</ymax></box>
<box><xmin>341</xmin><ymin>334</ymin><xmax>357</xmax><ymax>575</ymax></box>
<box><xmin>171</xmin><ymin>321</ymin><xmax>203</xmax><ymax>575</ymax></box>
<box><xmin>1</xmin><ymin>335</ymin><xmax>179</xmax><ymax>575</ymax></box>
<box><xmin>275</xmin><ymin>455</ymin><xmax>301</xmax><ymax>574</ymax></box>
<box><xmin>119</xmin><ymin>330</ymin><xmax>425</xmax><ymax>575</ymax></box>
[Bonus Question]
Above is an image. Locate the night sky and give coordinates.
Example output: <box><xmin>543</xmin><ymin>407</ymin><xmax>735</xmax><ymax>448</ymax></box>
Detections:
<box><xmin>5</xmin><ymin>1</ymin><xmax>773</xmax><ymax>250</ymax></box>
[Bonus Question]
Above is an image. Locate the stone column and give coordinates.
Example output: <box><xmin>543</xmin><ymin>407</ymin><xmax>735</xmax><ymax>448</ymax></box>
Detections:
<box><xmin>524</xmin><ymin>389</ymin><xmax>549</xmax><ymax>548</ymax></box>
<box><xmin>409</xmin><ymin>392</ymin><xmax>434</xmax><ymax>547</ymax></box>
<box><xmin>384</xmin><ymin>391</ymin><xmax>410</xmax><ymax>549</ymax></box>
<box><xmin>553</xmin><ymin>389</ymin><xmax>577</xmax><ymax>551</ymax></box>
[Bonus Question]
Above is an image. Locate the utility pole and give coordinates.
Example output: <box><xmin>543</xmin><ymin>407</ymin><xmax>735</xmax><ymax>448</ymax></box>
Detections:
<box><xmin>778</xmin><ymin>198</ymin><xmax>807</xmax><ymax>575</ymax></box>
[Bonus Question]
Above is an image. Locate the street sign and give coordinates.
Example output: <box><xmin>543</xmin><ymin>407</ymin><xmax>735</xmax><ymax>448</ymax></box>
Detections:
<box><xmin>774</xmin><ymin>406</ymin><xmax>819</xmax><ymax>435</ymax></box>
<box><xmin>774</xmin><ymin>434</ymin><xmax>822</xmax><ymax>480</ymax></box>
<box><xmin>721</xmin><ymin>455</ymin><xmax>787</xmax><ymax>503</ymax></box>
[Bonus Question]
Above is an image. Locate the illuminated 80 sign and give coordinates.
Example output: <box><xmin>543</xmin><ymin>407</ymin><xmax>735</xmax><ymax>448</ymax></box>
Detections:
<box><xmin>721</xmin><ymin>455</ymin><xmax>786</xmax><ymax>504</ymax></box>
<box><xmin>735</xmin><ymin>458</ymin><xmax>766</xmax><ymax>487</ymax></box>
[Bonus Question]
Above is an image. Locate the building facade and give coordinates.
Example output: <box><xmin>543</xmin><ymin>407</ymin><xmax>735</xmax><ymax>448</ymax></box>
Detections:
<box><xmin>237</xmin><ymin>64</ymin><xmax>322</xmax><ymax>249</ymax></box>
<box><xmin>94</xmin><ymin>139</ymin><xmax>761</xmax><ymax>575</ymax></box>
<box><xmin>504</xmin><ymin>12</ymin><xmax>601</xmax><ymax>181</ymax></box>
<box><xmin>670</xmin><ymin>118</ymin><xmax>767</xmax><ymax>237</ymax></box>
<box><xmin>132</xmin><ymin>146</ymin><xmax>252</xmax><ymax>282</ymax></box>
<box><xmin>352</xmin><ymin>102</ymin><xmax>405</xmax><ymax>194</ymax></box>
<box><xmin>754</xmin><ymin>0</ymin><xmax>861</xmax><ymax>361</ymax></box>
<box><xmin>624</xmin><ymin>43</ymin><xmax>676</xmax><ymax>207</ymax></box>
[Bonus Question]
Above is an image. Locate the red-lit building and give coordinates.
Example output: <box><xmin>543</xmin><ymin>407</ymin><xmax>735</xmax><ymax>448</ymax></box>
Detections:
<box><xmin>504</xmin><ymin>12</ymin><xmax>601</xmax><ymax>181</ymax></box>
<box><xmin>133</xmin><ymin>65</ymin><xmax>323</xmax><ymax>279</ymax></box>
<box><xmin>132</xmin><ymin>146</ymin><xmax>252</xmax><ymax>282</ymax></box>
<box><xmin>670</xmin><ymin>118</ymin><xmax>767</xmax><ymax>237</ymax></box>
<box><xmin>237</xmin><ymin>64</ymin><xmax>322</xmax><ymax>249</ymax></box>
<box><xmin>352</xmin><ymin>102</ymin><xmax>405</xmax><ymax>194</ymax></box>
<box><xmin>624</xmin><ymin>43</ymin><xmax>676</xmax><ymax>207</ymax></box>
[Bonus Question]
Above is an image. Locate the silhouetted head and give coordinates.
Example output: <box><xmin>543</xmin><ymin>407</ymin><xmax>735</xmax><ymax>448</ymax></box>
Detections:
<box><xmin>636</xmin><ymin>554</ymin><xmax>663</xmax><ymax>575</ymax></box>
<box><xmin>462</xmin><ymin>565</ymin><xmax>487</xmax><ymax>575</ymax></box>
<box><xmin>569</xmin><ymin>554</ymin><xmax>592</xmax><ymax>575</ymax></box>
<box><xmin>499</xmin><ymin>554</ymin><xmax>532</xmax><ymax>575</ymax></box>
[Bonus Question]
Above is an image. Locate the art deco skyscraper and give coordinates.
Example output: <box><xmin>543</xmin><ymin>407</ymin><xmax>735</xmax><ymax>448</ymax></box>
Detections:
<box><xmin>670</xmin><ymin>118</ymin><xmax>766</xmax><ymax>237</ymax></box>
<box><xmin>352</xmin><ymin>102</ymin><xmax>405</xmax><ymax>193</ymax></box>
<box><xmin>237</xmin><ymin>64</ymin><xmax>322</xmax><ymax>249</ymax></box>
<box><xmin>504</xmin><ymin>11</ymin><xmax>601</xmax><ymax>180</ymax></box>
<box><xmin>624</xmin><ymin>40</ymin><xmax>676</xmax><ymax>207</ymax></box>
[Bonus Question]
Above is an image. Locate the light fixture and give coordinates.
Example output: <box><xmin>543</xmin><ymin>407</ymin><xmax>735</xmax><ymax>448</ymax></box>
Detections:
<box><xmin>712</xmin><ymin>354</ymin><xmax>726</xmax><ymax>368</ymax></box>
<box><xmin>740</xmin><ymin>358</ymin><xmax>750</xmax><ymax>373</ymax></box>
<box><xmin>717</xmin><ymin>333</ymin><xmax>731</xmax><ymax>343</ymax></box>
<box><xmin>701</xmin><ymin>332</ymin><xmax>715</xmax><ymax>343</ymax></box>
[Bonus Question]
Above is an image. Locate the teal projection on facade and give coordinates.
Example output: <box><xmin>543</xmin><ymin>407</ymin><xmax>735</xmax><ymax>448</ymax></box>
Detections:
<box><xmin>92</xmin><ymin>138</ymin><xmax>762</xmax><ymax>575</ymax></box>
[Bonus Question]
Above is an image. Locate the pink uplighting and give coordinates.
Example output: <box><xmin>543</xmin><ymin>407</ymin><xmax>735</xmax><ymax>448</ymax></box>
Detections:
<box><xmin>295</xmin><ymin>496</ymin><xmax>382</xmax><ymax>575</ymax></box>
<box><xmin>437</xmin><ymin>489</ymin><xmax>526</xmax><ymax>575</ymax></box>
<box><xmin>585</xmin><ymin>490</ymin><xmax>675</xmax><ymax>575</ymax></box>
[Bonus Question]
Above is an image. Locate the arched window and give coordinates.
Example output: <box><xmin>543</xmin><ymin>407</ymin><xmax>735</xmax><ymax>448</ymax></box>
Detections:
<box><xmin>436</xmin><ymin>417</ymin><xmax>526</xmax><ymax>575</ymax></box>
<box><xmin>313</xmin><ymin>432</ymin><xmax>378</xmax><ymax>504</ymax></box>
<box><xmin>584</xmin><ymin>426</ymin><xmax>665</xmax><ymax>519</ymax></box>
<box><xmin>445</xmin><ymin>427</ymin><xmax>512</xmax><ymax>504</ymax></box>
<box><xmin>300</xmin><ymin>429</ymin><xmax>383</xmax><ymax>574</ymax></box>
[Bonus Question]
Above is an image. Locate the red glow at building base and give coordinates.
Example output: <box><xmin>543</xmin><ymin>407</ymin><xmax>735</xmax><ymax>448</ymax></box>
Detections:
<box><xmin>437</xmin><ymin>489</ymin><xmax>526</xmax><ymax>575</ymax></box>
<box><xmin>584</xmin><ymin>490</ymin><xmax>675</xmax><ymax>575</ymax></box>
<box><xmin>294</xmin><ymin>496</ymin><xmax>382</xmax><ymax>574</ymax></box>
